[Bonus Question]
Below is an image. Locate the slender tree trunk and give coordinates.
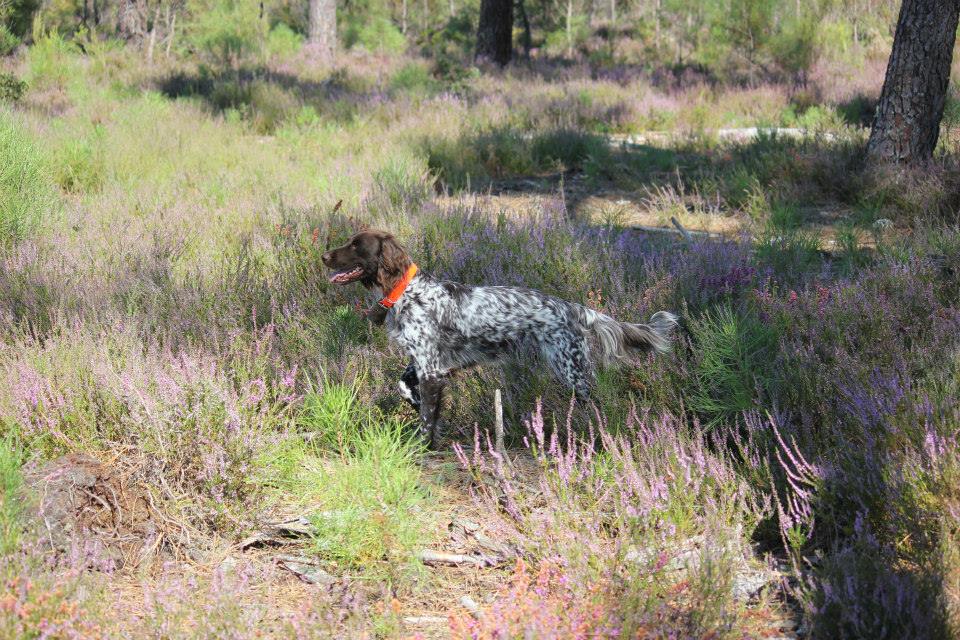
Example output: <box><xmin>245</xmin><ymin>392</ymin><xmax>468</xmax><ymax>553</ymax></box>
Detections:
<box><xmin>165</xmin><ymin>8</ymin><xmax>176</xmax><ymax>57</ymax></box>
<box><xmin>476</xmin><ymin>0</ymin><xmax>512</xmax><ymax>66</ymax></box>
<box><xmin>308</xmin><ymin>0</ymin><xmax>337</xmax><ymax>57</ymax></box>
<box><xmin>654</xmin><ymin>0</ymin><xmax>661</xmax><ymax>49</ymax></box>
<box><xmin>867</xmin><ymin>0</ymin><xmax>960</xmax><ymax>166</ymax></box>
<box><xmin>516</xmin><ymin>0</ymin><xmax>531</xmax><ymax>58</ymax></box>
<box><xmin>565</xmin><ymin>0</ymin><xmax>573</xmax><ymax>56</ymax></box>
<box><xmin>146</xmin><ymin>6</ymin><xmax>159</xmax><ymax>63</ymax></box>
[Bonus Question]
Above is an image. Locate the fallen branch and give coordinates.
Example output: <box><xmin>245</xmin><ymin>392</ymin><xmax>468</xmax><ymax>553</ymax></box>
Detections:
<box><xmin>403</xmin><ymin>616</ymin><xmax>448</xmax><ymax>625</ymax></box>
<box><xmin>631</xmin><ymin>224</ymin><xmax>720</xmax><ymax>240</ymax></box>
<box><xmin>670</xmin><ymin>216</ymin><xmax>694</xmax><ymax>242</ymax></box>
<box><xmin>419</xmin><ymin>549</ymin><xmax>489</xmax><ymax>567</ymax></box>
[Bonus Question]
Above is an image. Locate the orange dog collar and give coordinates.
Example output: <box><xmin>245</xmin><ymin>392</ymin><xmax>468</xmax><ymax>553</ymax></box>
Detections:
<box><xmin>379</xmin><ymin>263</ymin><xmax>418</xmax><ymax>309</ymax></box>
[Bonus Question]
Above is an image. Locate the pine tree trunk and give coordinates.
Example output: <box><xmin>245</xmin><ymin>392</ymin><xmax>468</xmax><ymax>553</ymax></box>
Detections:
<box><xmin>308</xmin><ymin>0</ymin><xmax>337</xmax><ymax>57</ymax></box>
<box><xmin>867</xmin><ymin>0</ymin><xmax>960</xmax><ymax>166</ymax></box>
<box><xmin>476</xmin><ymin>0</ymin><xmax>513</xmax><ymax>66</ymax></box>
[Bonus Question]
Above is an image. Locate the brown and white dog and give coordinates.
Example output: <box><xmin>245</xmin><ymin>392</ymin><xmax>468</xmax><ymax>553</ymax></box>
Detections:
<box><xmin>322</xmin><ymin>229</ymin><xmax>677</xmax><ymax>448</ymax></box>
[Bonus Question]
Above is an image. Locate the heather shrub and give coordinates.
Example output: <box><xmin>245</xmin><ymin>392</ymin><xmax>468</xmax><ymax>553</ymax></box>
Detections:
<box><xmin>805</xmin><ymin>526</ymin><xmax>951</xmax><ymax>640</ymax></box>
<box><xmin>456</xmin><ymin>403</ymin><xmax>770</xmax><ymax>636</ymax></box>
<box><xmin>0</xmin><ymin>111</ymin><xmax>56</xmax><ymax>243</ymax></box>
<box><xmin>0</xmin><ymin>565</ymin><xmax>104</xmax><ymax>639</ymax></box>
<box><xmin>6</xmin><ymin>328</ymin><xmax>292</xmax><ymax>530</ymax></box>
<box><xmin>450</xmin><ymin>559</ymin><xmax>620</xmax><ymax>639</ymax></box>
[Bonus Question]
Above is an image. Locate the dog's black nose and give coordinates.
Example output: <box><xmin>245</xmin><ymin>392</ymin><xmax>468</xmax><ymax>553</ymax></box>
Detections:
<box><xmin>321</xmin><ymin>251</ymin><xmax>331</xmax><ymax>264</ymax></box>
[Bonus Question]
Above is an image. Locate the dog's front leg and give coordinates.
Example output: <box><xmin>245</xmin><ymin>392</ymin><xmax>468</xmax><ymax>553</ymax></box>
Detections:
<box><xmin>418</xmin><ymin>374</ymin><xmax>446</xmax><ymax>450</ymax></box>
<box><xmin>398</xmin><ymin>360</ymin><xmax>421</xmax><ymax>411</ymax></box>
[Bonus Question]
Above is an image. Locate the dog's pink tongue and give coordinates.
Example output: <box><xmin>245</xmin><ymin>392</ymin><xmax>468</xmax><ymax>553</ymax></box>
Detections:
<box><xmin>329</xmin><ymin>268</ymin><xmax>360</xmax><ymax>284</ymax></box>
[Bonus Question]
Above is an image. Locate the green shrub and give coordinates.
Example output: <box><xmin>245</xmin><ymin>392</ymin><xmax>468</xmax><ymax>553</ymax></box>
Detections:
<box><xmin>0</xmin><ymin>111</ymin><xmax>56</xmax><ymax>243</ymax></box>
<box><xmin>186</xmin><ymin>0</ymin><xmax>266</xmax><ymax>67</ymax></box>
<box><xmin>25</xmin><ymin>31</ymin><xmax>78</xmax><ymax>89</ymax></box>
<box><xmin>688</xmin><ymin>304</ymin><xmax>777</xmax><ymax>429</ymax></box>
<box><xmin>343</xmin><ymin>15</ymin><xmax>406</xmax><ymax>54</ymax></box>
<box><xmin>389</xmin><ymin>62</ymin><xmax>437</xmax><ymax>95</ymax></box>
<box><xmin>0</xmin><ymin>25</ymin><xmax>20</xmax><ymax>56</ymax></box>
<box><xmin>370</xmin><ymin>153</ymin><xmax>434</xmax><ymax>215</ymax></box>
<box><xmin>0</xmin><ymin>72</ymin><xmax>25</xmax><ymax>102</ymax></box>
<box><xmin>265</xmin><ymin>22</ymin><xmax>303</xmax><ymax>59</ymax></box>
<box><xmin>753</xmin><ymin>229</ymin><xmax>822</xmax><ymax>280</ymax></box>
<box><xmin>0</xmin><ymin>0</ymin><xmax>37</xmax><ymax>41</ymax></box>
<box><xmin>531</xmin><ymin>129</ymin><xmax>608</xmax><ymax>172</ymax></box>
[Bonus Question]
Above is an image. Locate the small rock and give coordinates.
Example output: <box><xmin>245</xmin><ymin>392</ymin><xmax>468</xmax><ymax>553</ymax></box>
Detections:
<box><xmin>275</xmin><ymin>554</ymin><xmax>336</xmax><ymax>585</ymax></box>
<box><xmin>731</xmin><ymin>570</ymin><xmax>772</xmax><ymax>602</ymax></box>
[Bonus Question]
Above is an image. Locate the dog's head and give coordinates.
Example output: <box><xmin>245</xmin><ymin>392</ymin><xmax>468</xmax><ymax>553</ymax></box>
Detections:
<box><xmin>322</xmin><ymin>229</ymin><xmax>412</xmax><ymax>292</ymax></box>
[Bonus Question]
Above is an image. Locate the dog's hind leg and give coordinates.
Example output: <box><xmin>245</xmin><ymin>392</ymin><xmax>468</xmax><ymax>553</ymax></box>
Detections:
<box><xmin>398</xmin><ymin>359</ymin><xmax>421</xmax><ymax>411</ymax></box>
<box><xmin>540</xmin><ymin>328</ymin><xmax>592</xmax><ymax>400</ymax></box>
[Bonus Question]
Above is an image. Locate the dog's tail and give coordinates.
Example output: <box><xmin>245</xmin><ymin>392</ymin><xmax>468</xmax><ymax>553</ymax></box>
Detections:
<box><xmin>577</xmin><ymin>307</ymin><xmax>678</xmax><ymax>366</ymax></box>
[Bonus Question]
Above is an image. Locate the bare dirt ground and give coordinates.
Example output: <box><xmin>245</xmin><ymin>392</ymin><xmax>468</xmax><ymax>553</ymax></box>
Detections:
<box><xmin>34</xmin><ymin>450</ymin><xmax>801</xmax><ymax>638</ymax></box>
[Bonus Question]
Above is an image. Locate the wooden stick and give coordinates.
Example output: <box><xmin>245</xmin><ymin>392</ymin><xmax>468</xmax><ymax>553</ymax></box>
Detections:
<box><xmin>493</xmin><ymin>389</ymin><xmax>505</xmax><ymax>457</ymax></box>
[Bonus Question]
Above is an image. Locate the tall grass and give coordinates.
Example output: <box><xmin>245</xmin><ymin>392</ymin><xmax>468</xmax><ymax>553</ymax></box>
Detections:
<box><xmin>0</xmin><ymin>110</ymin><xmax>55</xmax><ymax>243</ymax></box>
<box><xmin>0</xmin><ymin>435</ymin><xmax>24</xmax><ymax>556</ymax></box>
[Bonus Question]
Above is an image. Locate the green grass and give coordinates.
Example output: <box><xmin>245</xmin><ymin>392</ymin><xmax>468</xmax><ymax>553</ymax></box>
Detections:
<box><xmin>304</xmin><ymin>418</ymin><xmax>431</xmax><ymax>583</ymax></box>
<box><xmin>0</xmin><ymin>110</ymin><xmax>56</xmax><ymax>243</ymax></box>
<box><xmin>0</xmin><ymin>434</ymin><xmax>25</xmax><ymax>556</ymax></box>
<box><xmin>298</xmin><ymin>375</ymin><xmax>366</xmax><ymax>450</ymax></box>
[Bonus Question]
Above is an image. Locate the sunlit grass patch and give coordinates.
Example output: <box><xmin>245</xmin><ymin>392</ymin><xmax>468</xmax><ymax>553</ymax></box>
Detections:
<box><xmin>0</xmin><ymin>110</ymin><xmax>57</xmax><ymax>243</ymax></box>
<box><xmin>304</xmin><ymin>418</ymin><xmax>431</xmax><ymax>584</ymax></box>
<box><xmin>0</xmin><ymin>434</ymin><xmax>24</xmax><ymax>556</ymax></box>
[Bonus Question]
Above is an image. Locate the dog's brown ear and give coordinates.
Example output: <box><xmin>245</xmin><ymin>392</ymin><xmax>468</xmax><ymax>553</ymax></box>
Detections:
<box><xmin>376</xmin><ymin>234</ymin><xmax>411</xmax><ymax>290</ymax></box>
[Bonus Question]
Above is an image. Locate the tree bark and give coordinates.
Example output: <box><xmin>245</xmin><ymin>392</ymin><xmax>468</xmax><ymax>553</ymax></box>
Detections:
<box><xmin>866</xmin><ymin>0</ymin><xmax>960</xmax><ymax>166</ymax></box>
<box><xmin>308</xmin><ymin>0</ymin><xmax>337</xmax><ymax>57</ymax></box>
<box><xmin>476</xmin><ymin>0</ymin><xmax>512</xmax><ymax>66</ymax></box>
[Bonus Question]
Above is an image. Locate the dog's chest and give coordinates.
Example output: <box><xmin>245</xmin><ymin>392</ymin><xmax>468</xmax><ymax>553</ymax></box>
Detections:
<box><xmin>386</xmin><ymin>282</ymin><xmax>459</xmax><ymax>349</ymax></box>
